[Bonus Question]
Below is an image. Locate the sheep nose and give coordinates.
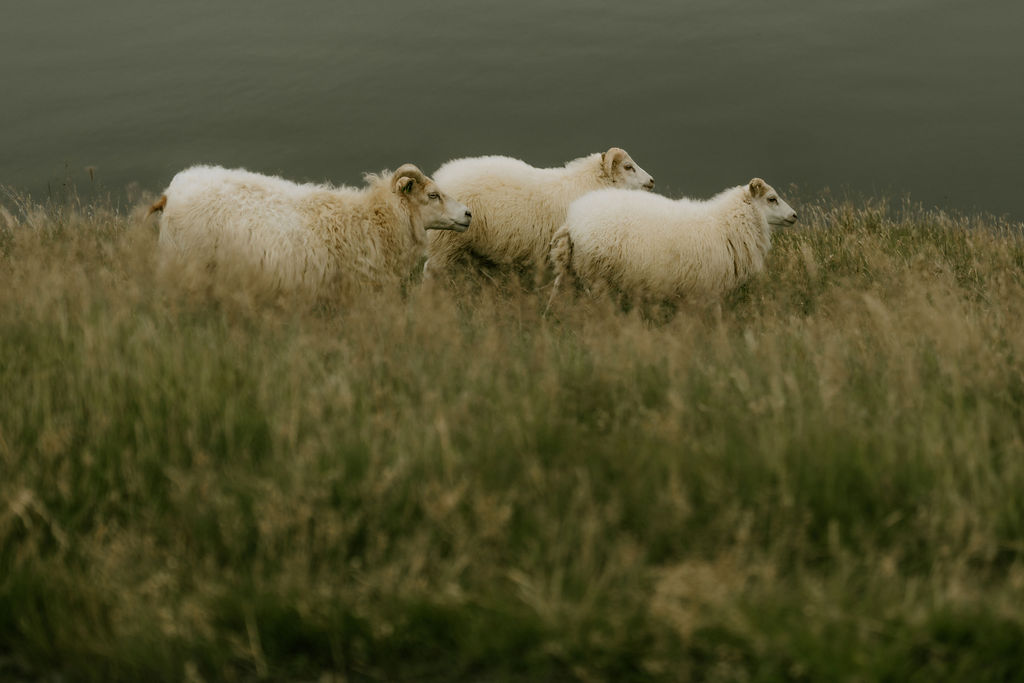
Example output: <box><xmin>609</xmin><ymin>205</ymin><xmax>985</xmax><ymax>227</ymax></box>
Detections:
<box><xmin>464</xmin><ymin>210</ymin><xmax>472</xmax><ymax>219</ymax></box>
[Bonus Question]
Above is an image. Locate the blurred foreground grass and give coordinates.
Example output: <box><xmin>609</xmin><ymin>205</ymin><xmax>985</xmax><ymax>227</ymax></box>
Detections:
<box><xmin>2</xmin><ymin>189</ymin><xmax>1024</xmax><ymax>682</ymax></box>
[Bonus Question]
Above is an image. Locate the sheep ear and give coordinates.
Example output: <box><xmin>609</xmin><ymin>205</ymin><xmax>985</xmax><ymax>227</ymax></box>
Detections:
<box><xmin>392</xmin><ymin>163</ymin><xmax>426</xmax><ymax>195</ymax></box>
<box><xmin>603</xmin><ymin>147</ymin><xmax>628</xmax><ymax>177</ymax></box>
<box><xmin>396</xmin><ymin>176</ymin><xmax>416</xmax><ymax>194</ymax></box>
<box><xmin>748</xmin><ymin>178</ymin><xmax>767</xmax><ymax>198</ymax></box>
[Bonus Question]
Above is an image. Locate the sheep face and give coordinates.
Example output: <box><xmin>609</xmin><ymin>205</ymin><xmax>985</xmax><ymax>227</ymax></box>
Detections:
<box><xmin>393</xmin><ymin>164</ymin><xmax>473</xmax><ymax>232</ymax></box>
<box><xmin>747</xmin><ymin>178</ymin><xmax>798</xmax><ymax>227</ymax></box>
<box><xmin>603</xmin><ymin>147</ymin><xmax>655</xmax><ymax>191</ymax></box>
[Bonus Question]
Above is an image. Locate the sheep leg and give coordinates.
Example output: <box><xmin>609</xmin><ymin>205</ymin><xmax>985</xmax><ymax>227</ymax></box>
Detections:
<box><xmin>544</xmin><ymin>225</ymin><xmax>575</xmax><ymax>316</ymax></box>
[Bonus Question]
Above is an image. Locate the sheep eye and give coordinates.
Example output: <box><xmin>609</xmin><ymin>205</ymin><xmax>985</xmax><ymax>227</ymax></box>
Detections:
<box><xmin>623</xmin><ymin>164</ymin><xmax>634</xmax><ymax>171</ymax></box>
<box><xmin>768</xmin><ymin>197</ymin><xmax>778</xmax><ymax>204</ymax></box>
<box><xmin>428</xmin><ymin>192</ymin><xmax>441</xmax><ymax>200</ymax></box>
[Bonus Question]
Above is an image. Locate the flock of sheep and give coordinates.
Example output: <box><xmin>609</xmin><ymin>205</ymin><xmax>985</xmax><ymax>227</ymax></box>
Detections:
<box><xmin>150</xmin><ymin>146</ymin><xmax>798</xmax><ymax>309</ymax></box>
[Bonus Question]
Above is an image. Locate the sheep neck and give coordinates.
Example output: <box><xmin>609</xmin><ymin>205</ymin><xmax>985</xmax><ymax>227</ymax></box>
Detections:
<box><xmin>313</xmin><ymin>183</ymin><xmax>420</xmax><ymax>278</ymax></box>
<box><xmin>720</xmin><ymin>188</ymin><xmax>773</xmax><ymax>282</ymax></box>
<box><xmin>553</xmin><ymin>154</ymin><xmax>610</xmax><ymax>202</ymax></box>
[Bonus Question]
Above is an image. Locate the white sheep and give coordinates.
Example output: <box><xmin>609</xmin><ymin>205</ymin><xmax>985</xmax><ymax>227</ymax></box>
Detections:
<box><xmin>150</xmin><ymin>164</ymin><xmax>471</xmax><ymax>297</ymax></box>
<box><xmin>425</xmin><ymin>147</ymin><xmax>655</xmax><ymax>283</ymax></box>
<box><xmin>548</xmin><ymin>178</ymin><xmax>797</xmax><ymax>310</ymax></box>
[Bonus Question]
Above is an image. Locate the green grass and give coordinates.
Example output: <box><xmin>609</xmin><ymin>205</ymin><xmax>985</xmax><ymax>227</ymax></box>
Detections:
<box><xmin>2</xmin><ymin>189</ymin><xmax>1024</xmax><ymax>681</ymax></box>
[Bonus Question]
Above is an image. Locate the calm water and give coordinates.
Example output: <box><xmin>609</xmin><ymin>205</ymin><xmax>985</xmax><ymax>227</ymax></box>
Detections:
<box><xmin>3</xmin><ymin>1</ymin><xmax>1023</xmax><ymax>218</ymax></box>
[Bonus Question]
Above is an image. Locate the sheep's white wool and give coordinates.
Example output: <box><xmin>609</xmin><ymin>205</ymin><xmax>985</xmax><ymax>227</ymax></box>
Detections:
<box><xmin>548</xmin><ymin>178</ymin><xmax>797</xmax><ymax>307</ymax></box>
<box><xmin>155</xmin><ymin>164</ymin><xmax>470</xmax><ymax>297</ymax></box>
<box><xmin>425</xmin><ymin>147</ymin><xmax>654</xmax><ymax>282</ymax></box>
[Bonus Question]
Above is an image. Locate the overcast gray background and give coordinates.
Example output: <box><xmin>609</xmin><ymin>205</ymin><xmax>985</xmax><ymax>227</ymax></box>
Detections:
<box><xmin>2</xmin><ymin>0</ymin><xmax>1022</xmax><ymax>218</ymax></box>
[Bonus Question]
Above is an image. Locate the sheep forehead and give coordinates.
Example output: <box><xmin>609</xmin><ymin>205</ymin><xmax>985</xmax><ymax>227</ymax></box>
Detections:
<box><xmin>406</xmin><ymin>179</ymin><xmax>447</xmax><ymax>204</ymax></box>
<box><xmin>766</xmin><ymin>188</ymin><xmax>792</xmax><ymax>207</ymax></box>
<box><xmin>621</xmin><ymin>153</ymin><xmax>647</xmax><ymax>172</ymax></box>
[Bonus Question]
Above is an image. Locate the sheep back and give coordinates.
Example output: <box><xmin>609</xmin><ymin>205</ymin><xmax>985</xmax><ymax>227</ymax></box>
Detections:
<box><xmin>157</xmin><ymin>165</ymin><xmax>420</xmax><ymax>297</ymax></box>
<box><xmin>427</xmin><ymin>153</ymin><xmax>607</xmax><ymax>278</ymax></box>
<box><xmin>559</xmin><ymin>186</ymin><xmax>770</xmax><ymax>304</ymax></box>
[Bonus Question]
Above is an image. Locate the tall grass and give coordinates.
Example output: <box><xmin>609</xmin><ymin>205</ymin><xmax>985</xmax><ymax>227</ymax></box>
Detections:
<box><xmin>2</xmin><ymin>188</ymin><xmax>1024</xmax><ymax>681</ymax></box>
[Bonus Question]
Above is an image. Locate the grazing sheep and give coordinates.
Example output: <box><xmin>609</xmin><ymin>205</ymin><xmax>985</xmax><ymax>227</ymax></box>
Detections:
<box><xmin>425</xmin><ymin>147</ymin><xmax>655</xmax><ymax>284</ymax></box>
<box><xmin>151</xmin><ymin>164</ymin><xmax>471</xmax><ymax>297</ymax></box>
<box><xmin>548</xmin><ymin>178</ymin><xmax>797</xmax><ymax>310</ymax></box>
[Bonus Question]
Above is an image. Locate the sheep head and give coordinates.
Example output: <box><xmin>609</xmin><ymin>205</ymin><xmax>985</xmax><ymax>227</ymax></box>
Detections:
<box><xmin>747</xmin><ymin>178</ymin><xmax>798</xmax><ymax>227</ymax></box>
<box><xmin>602</xmin><ymin>147</ymin><xmax>655</xmax><ymax>191</ymax></box>
<box><xmin>392</xmin><ymin>163</ymin><xmax>472</xmax><ymax>235</ymax></box>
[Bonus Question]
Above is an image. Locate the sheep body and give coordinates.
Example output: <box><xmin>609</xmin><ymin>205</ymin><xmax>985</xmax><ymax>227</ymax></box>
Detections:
<box><xmin>549</xmin><ymin>178</ymin><xmax>797</xmax><ymax>307</ymax></box>
<box><xmin>155</xmin><ymin>164</ymin><xmax>470</xmax><ymax>296</ymax></box>
<box><xmin>426</xmin><ymin>148</ymin><xmax>654</xmax><ymax>282</ymax></box>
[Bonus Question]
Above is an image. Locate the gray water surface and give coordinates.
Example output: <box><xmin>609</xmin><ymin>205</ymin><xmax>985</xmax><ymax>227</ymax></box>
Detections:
<box><xmin>3</xmin><ymin>1</ymin><xmax>1023</xmax><ymax>218</ymax></box>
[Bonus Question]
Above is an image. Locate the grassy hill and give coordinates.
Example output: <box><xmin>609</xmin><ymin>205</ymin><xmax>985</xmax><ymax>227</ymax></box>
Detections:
<box><xmin>2</xmin><ymin>189</ymin><xmax>1023</xmax><ymax>681</ymax></box>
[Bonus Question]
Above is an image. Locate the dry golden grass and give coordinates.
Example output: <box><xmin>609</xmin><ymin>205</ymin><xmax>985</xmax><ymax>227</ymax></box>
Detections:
<box><xmin>2</xmin><ymin>188</ymin><xmax>1024</xmax><ymax>681</ymax></box>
